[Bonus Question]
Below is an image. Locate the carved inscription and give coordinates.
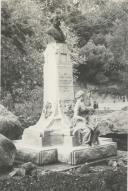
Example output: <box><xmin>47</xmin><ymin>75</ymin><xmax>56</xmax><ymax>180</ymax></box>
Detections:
<box><xmin>57</xmin><ymin>63</ymin><xmax>74</xmax><ymax>100</ymax></box>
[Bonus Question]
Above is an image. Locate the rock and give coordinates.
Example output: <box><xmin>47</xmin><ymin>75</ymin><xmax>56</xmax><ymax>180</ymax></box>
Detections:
<box><xmin>117</xmin><ymin>151</ymin><xmax>127</xmax><ymax>164</ymax></box>
<box><xmin>9</xmin><ymin>168</ymin><xmax>26</xmax><ymax>177</ymax></box>
<box><xmin>0</xmin><ymin>105</ymin><xmax>23</xmax><ymax>140</ymax></box>
<box><xmin>108</xmin><ymin>160</ymin><xmax>117</xmax><ymax>167</ymax></box>
<box><xmin>9</xmin><ymin>162</ymin><xmax>37</xmax><ymax>177</ymax></box>
<box><xmin>76</xmin><ymin>164</ymin><xmax>90</xmax><ymax>174</ymax></box>
<box><xmin>0</xmin><ymin>134</ymin><xmax>16</xmax><ymax>167</ymax></box>
<box><xmin>21</xmin><ymin>162</ymin><xmax>36</xmax><ymax>175</ymax></box>
<box><xmin>117</xmin><ymin>159</ymin><xmax>125</xmax><ymax>167</ymax></box>
<box><xmin>97</xmin><ymin>110</ymin><xmax>128</xmax><ymax>135</ymax></box>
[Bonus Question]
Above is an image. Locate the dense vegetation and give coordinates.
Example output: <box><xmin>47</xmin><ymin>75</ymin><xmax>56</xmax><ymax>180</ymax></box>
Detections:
<box><xmin>1</xmin><ymin>0</ymin><xmax>128</xmax><ymax>127</ymax></box>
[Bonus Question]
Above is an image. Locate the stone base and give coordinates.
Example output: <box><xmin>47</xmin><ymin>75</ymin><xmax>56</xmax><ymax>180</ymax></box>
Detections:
<box><xmin>14</xmin><ymin>141</ymin><xmax>58</xmax><ymax>165</ymax></box>
<box><xmin>42</xmin><ymin>130</ymin><xmax>80</xmax><ymax>147</ymax></box>
<box><xmin>14</xmin><ymin>139</ymin><xmax>117</xmax><ymax>166</ymax></box>
<box><xmin>99</xmin><ymin>137</ymin><xmax>113</xmax><ymax>144</ymax></box>
<box><xmin>42</xmin><ymin>130</ymin><xmax>64</xmax><ymax>146</ymax></box>
<box><xmin>57</xmin><ymin>142</ymin><xmax>117</xmax><ymax>165</ymax></box>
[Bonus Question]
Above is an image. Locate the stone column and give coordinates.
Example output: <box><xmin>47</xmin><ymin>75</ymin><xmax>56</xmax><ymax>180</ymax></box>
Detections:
<box><xmin>43</xmin><ymin>43</ymin><xmax>74</xmax><ymax>125</ymax></box>
<box><xmin>41</xmin><ymin>42</ymin><xmax>75</xmax><ymax>145</ymax></box>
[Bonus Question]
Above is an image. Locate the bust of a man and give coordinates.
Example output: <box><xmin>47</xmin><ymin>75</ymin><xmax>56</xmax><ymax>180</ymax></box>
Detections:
<box><xmin>47</xmin><ymin>15</ymin><xmax>66</xmax><ymax>43</ymax></box>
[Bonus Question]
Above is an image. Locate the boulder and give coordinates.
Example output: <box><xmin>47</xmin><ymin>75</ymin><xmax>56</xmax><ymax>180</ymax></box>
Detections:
<box><xmin>97</xmin><ymin>110</ymin><xmax>128</xmax><ymax>135</ymax></box>
<box><xmin>0</xmin><ymin>134</ymin><xmax>16</xmax><ymax>167</ymax></box>
<box><xmin>0</xmin><ymin>105</ymin><xmax>23</xmax><ymax>139</ymax></box>
<box><xmin>9</xmin><ymin>162</ymin><xmax>37</xmax><ymax>177</ymax></box>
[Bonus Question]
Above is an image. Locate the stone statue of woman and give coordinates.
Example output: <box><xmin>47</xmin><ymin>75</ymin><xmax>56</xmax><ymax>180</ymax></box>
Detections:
<box><xmin>72</xmin><ymin>90</ymin><xmax>100</xmax><ymax>146</ymax></box>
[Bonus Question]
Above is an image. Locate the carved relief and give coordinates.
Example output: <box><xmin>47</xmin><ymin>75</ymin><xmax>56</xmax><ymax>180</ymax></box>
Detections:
<box><xmin>43</xmin><ymin>102</ymin><xmax>53</xmax><ymax>119</ymax></box>
<box><xmin>60</xmin><ymin>101</ymin><xmax>74</xmax><ymax>118</ymax></box>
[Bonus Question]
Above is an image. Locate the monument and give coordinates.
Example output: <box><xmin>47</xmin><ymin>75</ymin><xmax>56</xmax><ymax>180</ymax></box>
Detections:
<box><xmin>14</xmin><ymin>14</ymin><xmax>117</xmax><ymax>165</ymax></box>
<box><xmin>21</xmin><ymin>14</ymin><xmax>75</xmax><ymax>147</ymax></box>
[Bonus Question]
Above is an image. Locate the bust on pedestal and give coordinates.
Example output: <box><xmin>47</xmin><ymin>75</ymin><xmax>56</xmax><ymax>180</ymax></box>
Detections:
<box><xmin>21</xmin><ymin>14</ymin><xmax>74</xmax><ymax>147</ymax></box>
<box><xmin>14</xmin><ymin>14</ymin><xmax>117</xmax><ymax>165</ymax></box>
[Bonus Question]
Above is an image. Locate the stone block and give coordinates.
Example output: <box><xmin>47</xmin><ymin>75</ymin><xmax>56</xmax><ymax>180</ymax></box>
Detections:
<box><xmin>57</xmin><ymin>142</ymin><xmax>117</xmax><ymax>165</ymax></box>
<box><xmin>42</xmin><ymin>130</ymin><xmax>64</xmax><ymax>146</ymax></box>
<box><xmin>99</xmin><ymin>137</ymin><xmax>113</xmax><ymax>144</ymax></box>
<box><xmin>14</xmin><ymin>142</ymin><xmax>58</xmax><ymax>165</ymax></box>
<box><xmin>42</xmin><ymin>130</ymin><xmax>80</xmax><ymax>147</ymax></box>
<box><xmin>64</xmin><ymin>135</ymin><xmax>81</xmax><ymax>147</ymax></box>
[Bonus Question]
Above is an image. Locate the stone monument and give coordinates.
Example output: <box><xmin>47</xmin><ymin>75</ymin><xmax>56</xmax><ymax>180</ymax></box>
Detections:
<box><xmin>14</xmin><ymin>15</ymin><xmax>117</xmax><ymax>165</ymax></box>
<box><xmin>21</xmin><ymin>15</ymin><xmax>74</xmax><ymax>148</ymax></box>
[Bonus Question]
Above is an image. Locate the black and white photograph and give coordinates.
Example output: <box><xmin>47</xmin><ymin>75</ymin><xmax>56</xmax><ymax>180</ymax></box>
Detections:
<box><xmin>0</xmin><ymin>0</ymin><xmax>127</xmax><ymax>190</ymax></box>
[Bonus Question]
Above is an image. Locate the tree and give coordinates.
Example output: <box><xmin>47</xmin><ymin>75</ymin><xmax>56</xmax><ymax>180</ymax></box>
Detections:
<box><xmin>1</xmin><ymin>0</ymin><xmax>47</xmax><ymax>100</ymax></box>
<box><xmin>77</xmin><ymin>39</ymin><xmax>114</xmax><ymax>84</ymax></box>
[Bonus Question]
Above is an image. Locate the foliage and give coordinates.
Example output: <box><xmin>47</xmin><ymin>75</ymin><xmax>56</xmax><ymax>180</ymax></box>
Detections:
<box><xmin>11</xmin><ymin>86</ymin><xmax>43</xmax><ymax>128</ymax></box>
<box><xmin>2</xmin><ymin>0</ymin><xmax>128</xmax><ymax>91</ymax></box>
<box><xmin>66</xmin><ymin>0</ymin><xmax>128</xmax><ymax>88</ymax></box>
<box><xmin>1</xmin><ymin>0</ymin><xmax>46</xmax><ymax>97</ymax></box>
<box><xmin>77</xmin><ymin>39</ymin><xmax>114</xmax><ymax>84</ymax></box>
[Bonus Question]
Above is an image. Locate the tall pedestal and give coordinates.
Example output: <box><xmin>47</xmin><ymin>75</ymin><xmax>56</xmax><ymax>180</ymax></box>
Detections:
<box><xmin>21</xmin><ymin>43</ymin><xmax>74</xmax><ymax>148</ymax></box>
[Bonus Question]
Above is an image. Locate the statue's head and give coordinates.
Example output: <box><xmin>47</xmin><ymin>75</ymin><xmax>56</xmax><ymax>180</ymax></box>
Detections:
<box><xmin>75</xmin><ymin>90</ymin><xmax>85</xmax><ymax>101</ymax></box>
<box><xmin>47</xmin><ymin>11</ymin><xmax>66</xmax><ymax>43</ymax></box>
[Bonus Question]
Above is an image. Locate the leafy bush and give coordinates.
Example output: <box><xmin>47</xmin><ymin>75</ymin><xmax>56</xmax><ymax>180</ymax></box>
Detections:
<box><xmin>13</xmin><ymin>86</ymin><xmax>43</xmax><ymax>128</ymax></box>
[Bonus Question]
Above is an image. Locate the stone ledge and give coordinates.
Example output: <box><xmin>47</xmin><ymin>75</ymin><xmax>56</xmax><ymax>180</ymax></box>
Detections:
<box><xmin>42</xmin><ymin>131</ymin><xmax>80</xmax><ymax>147</ymax></box>
<box><xmin>14</xmin><ymin>142</ymin><xmax>58</xmax><ymax>165</ymax></box>
<box><xmin>57</xmin><ymin>142</ymin><xmax>117</xmax><ymax>165</ymax></box>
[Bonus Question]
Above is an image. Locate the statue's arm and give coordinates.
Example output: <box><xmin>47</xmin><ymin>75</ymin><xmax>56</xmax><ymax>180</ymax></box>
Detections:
<box><xmin>73</xmin><ymin>102</ymin><xmax>85</xmax><ymax>126</ymax></box>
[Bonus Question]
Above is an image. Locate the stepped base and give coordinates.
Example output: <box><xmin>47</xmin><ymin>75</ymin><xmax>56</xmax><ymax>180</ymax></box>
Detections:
<box><xmin>14</xmin><ymin>141</ymin><xmax>58</xmax><ymax>165</ymax></box>
<box><xmin>14</xmin><ymin>140</ymin><xmax>117</xmax><ymax>166</ymax></box>
<box><xmin>57</xmin><ymin>142</ymin><xmax>117</xmax><ymax>165</ymax></box>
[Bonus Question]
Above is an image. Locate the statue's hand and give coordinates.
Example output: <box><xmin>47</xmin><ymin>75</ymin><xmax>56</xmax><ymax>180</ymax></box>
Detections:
<box><xmin>72</xmin><ymin>116</ymin><xmax>85</xmax><ymax>127</ymax></box>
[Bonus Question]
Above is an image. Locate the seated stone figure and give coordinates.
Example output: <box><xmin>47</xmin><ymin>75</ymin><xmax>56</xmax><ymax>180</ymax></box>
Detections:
<box><xmin>72</xmin><ymin>90</ymin><xmax>100</xmax><ymax>146</ymax></box>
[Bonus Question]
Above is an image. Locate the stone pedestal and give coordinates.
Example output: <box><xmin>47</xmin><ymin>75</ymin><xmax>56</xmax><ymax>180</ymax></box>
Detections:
<box><xmin>21</xmin><ymin>43</ymin><xmax>74</xmax><ymax>148</ymax></box>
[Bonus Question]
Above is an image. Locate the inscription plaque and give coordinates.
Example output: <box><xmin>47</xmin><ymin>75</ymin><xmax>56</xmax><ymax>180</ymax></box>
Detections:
<box><xmin>58</xmin><ymin>64</ymin><xmax>74</xmax><ymax>100</ymax></box>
